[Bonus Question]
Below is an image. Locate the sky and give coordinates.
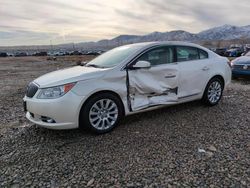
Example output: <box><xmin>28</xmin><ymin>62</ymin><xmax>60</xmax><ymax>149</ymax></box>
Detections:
<box><xmin>1</xmin><ymin>0</ymin><xmax>250</xmax><ymax>46</ymax></box>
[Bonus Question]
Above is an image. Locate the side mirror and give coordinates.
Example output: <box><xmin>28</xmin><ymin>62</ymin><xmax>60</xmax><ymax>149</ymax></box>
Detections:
<box><xmin>132</xmin><ymin>61</ymin><xmax>151</xmax><ymax>69</ymax></box>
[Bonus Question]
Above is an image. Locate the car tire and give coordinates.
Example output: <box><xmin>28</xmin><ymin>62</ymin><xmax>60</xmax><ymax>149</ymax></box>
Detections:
<box><xmin>202</xmin><ymin>77</ymin><xmax>224</xmax><ymax>106</ymax></box>
<box><xmin>79</xmin><ymin>93</ymin><xmax>123</xmax><ymax>134</ymax></box>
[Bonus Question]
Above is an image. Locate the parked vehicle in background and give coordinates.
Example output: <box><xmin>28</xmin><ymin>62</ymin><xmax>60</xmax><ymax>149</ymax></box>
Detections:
<box><xmin>244</xmin><ymin>44</ymin><xmax>250</xmax><ymax>52</ymax></box>
<box><xmin>33</xmin><ymin>52</ymin><xmax>47</xmax><ymax>56</ymax></box>
<box><xmin>82</xmin><ymin>50</ymin><xmax>104</xmax><ymax>56</ymax></box>
<box><xmin>7</xmin><ymin>53</ymin><xmax>14</xmax><ymax>57</ymax></box>
<box><xmin>55</xmin><ymin>51</ymin><xmax>66</xmax><ymax>56</ymax></box>
<box><xmin>15</xmin><ymin>52</ymin><xmax>27</xmax><ymax>57</ymax></box>
<box><xmin>225</xmin><ymin>47</ymin><xmax>244</xmax><ymax>57</ymax></box>
<box><xmin>0</xmin><ymin>52</ymin><xmax>8</xmax><ymax>57</ymax></box>
<box><xmin>70</xmin><ymin>51</ymin><xmax>82</xmax><ymax>55</ymax></box>
<box><xmin>215</xmin><ymin>48</ymin><xmax>227</xmax><ymax>56</ymax></box>
<box><xmin>23</xmin><ymin>42</ymin><xmax>231</xmax><ymax>134</ymax></box>
<box><xmin>86</xmin><ymin>51</ymin><xmax>100</xmax><ymax>55</ymax></box>
<box><xmin>231</xmin><ymin>51</ymin><xmax>250</xmax><ymax>78</ymax></box>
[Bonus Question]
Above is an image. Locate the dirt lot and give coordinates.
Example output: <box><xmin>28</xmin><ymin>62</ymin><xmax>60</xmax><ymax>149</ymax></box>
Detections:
<box><xmin>0</xmin><ymin>56</ymin><xmax>249</xmax><ymax>187</ymax></box>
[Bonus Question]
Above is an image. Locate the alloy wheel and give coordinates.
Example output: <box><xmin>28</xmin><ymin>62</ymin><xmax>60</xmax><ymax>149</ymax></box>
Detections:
<box><xmin>207</xmin><ymin>81</ymin><xmax>222</xmax><ymax>104</ymax></box>
<box><xmin>89</xmin><ymin>99</ymin><xmax>118</xmax><ymax>130</ymax></box>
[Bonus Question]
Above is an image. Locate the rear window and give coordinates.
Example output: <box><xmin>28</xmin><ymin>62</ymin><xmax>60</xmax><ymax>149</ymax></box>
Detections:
<box><xmin>199</xmin><ymin>49</ymin><xmax>209</xmax><ymax>59</ymax></box>
<box><xmin>176</xmin><ymin>46</ymin><xmax>208</xmax><ymax>62</ymax></box>
<box><xmin>177</xmin><ymin>46</ymin><xmax>199</xmax><ymax>62</ymax></box>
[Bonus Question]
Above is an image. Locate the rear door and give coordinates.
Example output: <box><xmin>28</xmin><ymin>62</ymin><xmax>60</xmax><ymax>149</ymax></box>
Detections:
<box><xmin>176</xmin><ymin>46</ymin><xmax>211</xmax><ymax>99</ymax></box>
<box><xmin>127</xmin><ymin>46</ymin><xmax>179</xmax><ymax>111</ymax></box>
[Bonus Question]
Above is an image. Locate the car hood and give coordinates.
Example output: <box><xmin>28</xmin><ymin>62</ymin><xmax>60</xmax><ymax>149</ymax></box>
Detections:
<box><xmin>34</xmin><ymin>66</ymin><xmax>108</xmax><ymax>88</ymax></box>
<box><xmin>232</xmin><ymin>56</ymin><xmax>250</xmax><ymax>65</ymax></box>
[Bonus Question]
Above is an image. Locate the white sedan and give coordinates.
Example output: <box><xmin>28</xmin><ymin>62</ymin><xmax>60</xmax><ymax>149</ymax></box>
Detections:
<box><xmin>23</xmin><ymin>42</ymin><xmax>231</xmax><ymax>134</ymax></box>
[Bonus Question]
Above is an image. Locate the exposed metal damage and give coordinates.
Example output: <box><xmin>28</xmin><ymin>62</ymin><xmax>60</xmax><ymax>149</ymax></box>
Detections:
<box><xmin>126</xmin><ymin>65</ymin><xmax>179</xmax><ymax>111</ymax></box>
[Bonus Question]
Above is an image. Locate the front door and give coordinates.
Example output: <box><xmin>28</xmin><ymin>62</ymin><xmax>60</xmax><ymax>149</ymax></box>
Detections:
<box><xmin>127</xmin><ymin>46</ymin><xmax>179</xmax><ymax>111</ymax></box>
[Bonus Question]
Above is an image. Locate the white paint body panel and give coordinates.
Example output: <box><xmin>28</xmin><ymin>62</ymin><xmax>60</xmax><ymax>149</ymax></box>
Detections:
<box><xmin>24</xmin><ymin>42</ymin><xmax>231</xmax><ymax>130</ymax></box>
<box><xmin>129</xmin><ymin>63</ymin><xmax>178</xmax><ymax>110</ymax></box>
<box><xmin>34</xmin><ymin>66</ymin><xmax>107</xmax><ymax>88</ymax></box>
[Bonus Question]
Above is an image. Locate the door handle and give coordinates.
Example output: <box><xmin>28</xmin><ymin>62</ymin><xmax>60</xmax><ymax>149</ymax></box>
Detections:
<box><xmin>202</xmin><ymin>66</ymin><xmax>210</xmax><ymax>71</ymax></box>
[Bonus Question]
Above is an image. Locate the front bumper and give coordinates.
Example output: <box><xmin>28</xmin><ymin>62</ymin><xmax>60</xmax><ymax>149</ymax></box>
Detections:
<box><xmin>23</xmin><ymin>91</ymin><xmax>86</xmax><ymax>130</ymax></box>
<box><xmin>26</xmin><ymin>112</ymin><xmax>76</xmax><ymax>129</ymax></box>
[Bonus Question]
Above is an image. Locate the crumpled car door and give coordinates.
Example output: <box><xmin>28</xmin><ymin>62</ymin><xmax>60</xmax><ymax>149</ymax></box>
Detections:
<box><xmin>128</xmin><ymin>63</ymin><xmax>179</xmax><ymax>111</ymax></box>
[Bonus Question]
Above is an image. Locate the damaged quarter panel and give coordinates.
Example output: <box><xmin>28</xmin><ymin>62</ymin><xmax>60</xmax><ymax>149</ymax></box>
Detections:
<box><xmin>71</xmin><ymin>66</ymin><xmax>129</xmax><ymax>114</ymax></box>
<box><xmin>213</xmin><ymin>56</ymin><xmax>232</xmax><ymax>86</ymax></box>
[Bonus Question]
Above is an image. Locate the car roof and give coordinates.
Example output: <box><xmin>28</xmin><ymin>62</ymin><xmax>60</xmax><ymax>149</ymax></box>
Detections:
<box><xmin>124</xmin><ymin>41</ymin><xmax>209</xmax><ymax>51</ymax></box>
<box><xmin>115</xmin><ymin>41</ymin><xmax>219</xmax><ymax>70</ymax></box>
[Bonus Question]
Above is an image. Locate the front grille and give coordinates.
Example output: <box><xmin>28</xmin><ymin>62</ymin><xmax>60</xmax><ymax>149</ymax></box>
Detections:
<box><xmin>26</xmin><ymin>82</ymin><xmax>39</xmax><ymax>98</ymax></box>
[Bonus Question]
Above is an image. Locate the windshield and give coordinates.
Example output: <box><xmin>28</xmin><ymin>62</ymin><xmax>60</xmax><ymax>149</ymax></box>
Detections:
<box><xmin>86</xmin><ymin>45</ymin><xmax>142</xmax><ymax>68</ymax></box>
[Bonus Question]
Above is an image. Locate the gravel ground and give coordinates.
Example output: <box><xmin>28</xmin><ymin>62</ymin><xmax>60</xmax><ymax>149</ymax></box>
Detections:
<box><xmin>0</xmin><ymin>57</ymin><xmax>250</xmax><ymax>187</ymax></box>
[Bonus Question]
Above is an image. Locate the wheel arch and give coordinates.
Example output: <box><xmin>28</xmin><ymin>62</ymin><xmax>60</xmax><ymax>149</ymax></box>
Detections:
<box><xmin>209</xmin><ymin>75</ymin><xmax>225</xmax><ymax>88</ymax></box>
<box><xmin>78</xmin><ymin>90</ymin><xmax>125</xmax><ymax>126</ymax></box>
<box><xmin>201</xmin><ymin>74</ymin><xmax>225</xmax><ymax>106</ymax></box>
<box><xmin>202</xmin><ymin>74</ymin><xmax>225</xmax><ymax>97</ymax></box>
<box><xmin>201</xmin><ymin>74</ymin><xmax>225</xmax><ymax>97</ymax></box>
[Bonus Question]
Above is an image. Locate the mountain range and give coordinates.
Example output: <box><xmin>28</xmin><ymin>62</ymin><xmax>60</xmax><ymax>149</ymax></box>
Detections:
<box><xmin>1</xmin><ymin>24</ymin><xmax>250</xmax><ymax>51</ymax></box>
<box><xmin>75</xmin><ymin>24</ymin><xmax>250</xmax><ymax>50</ymax></box>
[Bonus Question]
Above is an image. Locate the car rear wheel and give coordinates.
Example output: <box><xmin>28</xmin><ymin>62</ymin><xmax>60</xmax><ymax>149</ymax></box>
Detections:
<box><xmin>202</xmin><ymin>77</ymin><xmax>224</xmax><ymax>106</ymax></box>
<box><xmin>79</xmin><ymin>93</ymin><xmax>123</xmax><ymax>134</ymax></box>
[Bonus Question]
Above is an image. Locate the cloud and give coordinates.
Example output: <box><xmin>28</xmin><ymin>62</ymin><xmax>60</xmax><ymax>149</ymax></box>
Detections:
<box><xmin>0</xmin><ymin>30</ymin><xmax>59</xmax><ymax>46</ymax></box>
<box><xmin>0</xmin><ymin>0</ymin><xmax>250</xmax><ymax>46</ymax></box>
<box><xmin>114</xmin><ymin>9</ymin><xmax>146</xmax><ymax>21</ymax></box>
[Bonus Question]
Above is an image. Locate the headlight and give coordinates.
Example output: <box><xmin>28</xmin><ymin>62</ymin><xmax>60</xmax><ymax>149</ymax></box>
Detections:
<box><xmin>37</xmin><ymin>82</ymin><xmax>76</xmax><ymax>99</ymax></box>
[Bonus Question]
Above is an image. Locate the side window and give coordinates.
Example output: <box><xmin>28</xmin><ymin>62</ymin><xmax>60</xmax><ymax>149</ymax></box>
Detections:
<box><xmin>199</xmin><ymin>49</ymin><xmax>209</xmax><ymax>59</ymax></box>
<box><xmin>137</xmin><ymin>47</ymin><xmax>174</xmax><ymax>66</ymax></box>
<box><xmin>176</xmin><ymin>46</ymin><xmax>199</xmax><ymax>62</ymax></box>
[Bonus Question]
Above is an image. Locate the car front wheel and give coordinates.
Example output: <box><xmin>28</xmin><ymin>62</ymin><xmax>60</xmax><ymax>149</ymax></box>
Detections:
<box><xmin>202</xmin><ymin>77</ymin><xmax>224</xmax><ymax>106</ymax></box>
<box><xmin>79</xmin><ymin>93</ymin><xmax>123</xmax><ymax>134</ymax></box>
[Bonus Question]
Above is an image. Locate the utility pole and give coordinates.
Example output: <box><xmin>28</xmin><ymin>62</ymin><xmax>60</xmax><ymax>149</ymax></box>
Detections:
<box><xmin>50</xmin><ymin>40</ymin><xmax>53</xmax><ymax>52</ymax></box>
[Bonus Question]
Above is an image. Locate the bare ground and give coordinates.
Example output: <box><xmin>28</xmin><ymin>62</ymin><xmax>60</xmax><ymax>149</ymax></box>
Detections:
<box><xmin>0</xmin><ymin>56</ymin><xmax>249</xmax><ymax>187</ymax></box>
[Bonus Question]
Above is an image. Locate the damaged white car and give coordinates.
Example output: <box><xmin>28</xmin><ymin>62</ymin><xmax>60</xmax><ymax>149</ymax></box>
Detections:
<box><xmin>23</xmin><ymin>42</ymin><xmax>231</xmax><ymax>133</ymax></box>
